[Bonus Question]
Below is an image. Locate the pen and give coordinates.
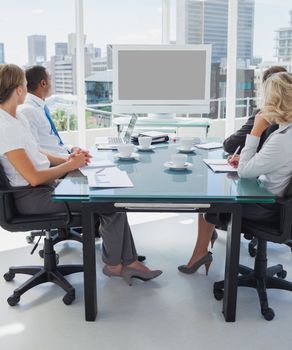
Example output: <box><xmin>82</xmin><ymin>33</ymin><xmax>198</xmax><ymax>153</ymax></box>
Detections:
<box><xmin>95</xmin><ymin>168</ymin><xmax>105</xmax><ymax>174</ymax></box>
<box><xmin>230</xmin><ymin>146</ymin><xmax>240</xmax><ymax>162</ymax></box>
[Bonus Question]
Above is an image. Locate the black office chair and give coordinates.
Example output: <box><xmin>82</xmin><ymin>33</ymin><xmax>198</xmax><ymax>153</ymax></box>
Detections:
<box><xmin>246</xmin><ymin>233</ymin><xmax>292</xmax><ymax>257</ymax></box>
<box><xmin>0</xmin><ymin>163</ymin><xmax>83</xmax><ymax>306</ymax></box>
<box><xmin>207</xmin><ymin>181</ymin><xmax>292</xmax><ymax>321</ymax></box>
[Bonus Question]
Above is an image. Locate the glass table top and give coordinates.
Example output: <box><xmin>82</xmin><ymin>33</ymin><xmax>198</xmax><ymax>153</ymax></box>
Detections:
<box><xmin>52</xmin><ymin>143</ymin><xmax>275</xmax><ymax>204</ymax></box>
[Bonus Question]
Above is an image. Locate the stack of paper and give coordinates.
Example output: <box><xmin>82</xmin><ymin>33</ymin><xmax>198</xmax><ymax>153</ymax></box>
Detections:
<box><xmin>195</xmin><ymin>142</ymin><xmax>222</xmax><ymax>150</ymax></box>
<box><xmin>79</xmin><ymin>159</ymin><xmax>133</xmax><ymax>188</ymax></box>
<box><xmin>87</xmin><ymin>167</ymin><xmax>133</xmax><ymax>188</ymax></box>
<box><xmin>203</xmin><ymin>159</ymin><xmax>237</xmax><ymax>173</ymax></box>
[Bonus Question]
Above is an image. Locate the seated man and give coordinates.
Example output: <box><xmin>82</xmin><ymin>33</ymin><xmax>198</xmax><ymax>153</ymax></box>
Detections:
<box><xmin>18</xmin><ymin>65</ymin><xmax>80</xmax><ymax>156</ymax></box>
<box><xmin>223</xmin><ymin>66</ymin><xmax>287</xmax><ymax>154</ymax></box>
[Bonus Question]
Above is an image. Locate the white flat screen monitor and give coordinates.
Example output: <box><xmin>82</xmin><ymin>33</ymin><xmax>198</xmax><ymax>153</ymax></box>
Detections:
<box><xmin>112</xmin><ymin>44</ymin><xmax>211</xmax><ymax>114</ymax></box>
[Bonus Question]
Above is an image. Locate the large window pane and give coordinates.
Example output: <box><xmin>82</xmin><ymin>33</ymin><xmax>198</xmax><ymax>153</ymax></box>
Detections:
<box><xmin>0</xmin><ymin>0</ymin><xmax>77</xmax><ymax>131</ymax></box>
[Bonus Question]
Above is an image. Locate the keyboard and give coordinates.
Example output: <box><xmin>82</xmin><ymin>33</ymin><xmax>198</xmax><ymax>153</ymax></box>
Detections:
<box><xmin>108</xmin><ymin>136</ymin><xmax>123</xmax><ymax>144</ymax></box>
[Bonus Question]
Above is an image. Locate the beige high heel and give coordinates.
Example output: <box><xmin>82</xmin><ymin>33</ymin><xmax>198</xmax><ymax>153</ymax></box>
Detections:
<box><xmin>121</xmin><ymin>267</ymin><xmax>162</xmax><ymax>286</ymax></box>
<box><xmin>178</xmin><ymin>252</ymin><xmax>213</xmax><ymax>275</ymax></box>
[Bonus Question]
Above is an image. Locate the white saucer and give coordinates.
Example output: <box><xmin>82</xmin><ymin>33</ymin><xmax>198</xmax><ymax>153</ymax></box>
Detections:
<box><xmin>137</xmin><ymin>145</ymin><xmax>154</xmax><ymax>152</ymax></box>
<box><xmin>177</xmin><ymin>147</ymin><xmax>196</xmax><ymax>153</ymax></box>
<box><xmin>115</xmin><ymin>152</ymin><xmax>140</xmax><ymax>160</ymax></box>
<box><xmin>164</xmin><ymin>161</ymin><xmax>193</xmax><ymax>171</ymax></box>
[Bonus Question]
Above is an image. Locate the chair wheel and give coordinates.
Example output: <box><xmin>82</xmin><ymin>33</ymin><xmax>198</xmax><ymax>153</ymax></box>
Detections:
<box><xmin>3</xmin><ymin>272</ymin><xmax>15</xmax><ymax>281</ymax></box>
<box><xmin>137</xmin><ymin>255</ymin><xmax>146</xmax><ymax>262</ymax></box>
<box><xmin>63</xmin><ymin>293</ymin><xmax>75</xmax><ymax>305</ymax></box>
<box><xmin>7</xmin><ymin>295</ymin><xmax>20</xmax><ymax>306</ymax></box>
<box><xmin>277</xmin><ymin>270</ymin><xmax>287</xmax><ymax>279</ymax></box>
<box><xmin>261</xmin><ymin>307</ymin><xmax>275</xmax><ymax>321</ymax></box>
<box><xmin>39</xmin><ymin>250</ymin><xmax>44</xmax><ymax>258</ymax></box>
<box><xmin>248</xmin><ymin>246</ymin><xmax>256</xmax><ymax>257</ymax></box>
<box><xmin>26</xmin><ymin>235</ymin><xmax>34</xmax><ymax>244</ymax></box>
<box><xmin>213</xmin><ymin>288</ymin><xmax>224</xmax><ymax>301</ymax></box>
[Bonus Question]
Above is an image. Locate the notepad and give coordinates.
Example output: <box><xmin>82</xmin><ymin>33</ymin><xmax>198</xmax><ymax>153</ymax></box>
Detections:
<box><xmin>203</xmin><ymin>159</ymin><xmax>237</xmax><ymax>173</ymax></box>
<box><xmin>195</xmin><ymin>142</ymin><xmax>223</xmax><ymax>150</ymax></box>
<box><xmin>87</xmin><ymin>167</ymin><xmax>134</xmax><ymax>188</ymax></box>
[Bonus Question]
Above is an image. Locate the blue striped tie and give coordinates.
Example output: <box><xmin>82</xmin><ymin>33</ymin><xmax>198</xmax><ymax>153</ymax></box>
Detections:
<box><xmin>44</xmin><ymin>105</ymin><xmax>64</xmax><ymax>146</ymax></box>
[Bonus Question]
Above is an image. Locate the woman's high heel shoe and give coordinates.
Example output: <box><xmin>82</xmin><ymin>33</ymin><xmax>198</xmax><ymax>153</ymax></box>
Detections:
<box><xmin>178</xmin><ymin>252</ymin><xmax>213</xmax><ymax>275</ymax></box>
<box><xmin>211</xmin><ymin>230</ymin><xmax>218</xmax><ymax>249</ymax></box>
<box><xmin>102</xmin><ymin>265</ymin><xmax>121</xmax><ymax>277</ymax></box>
<box><xmin>121</xmin><ymin>267</ymin><xmax>162</xmax><ymax>286</ymax></box>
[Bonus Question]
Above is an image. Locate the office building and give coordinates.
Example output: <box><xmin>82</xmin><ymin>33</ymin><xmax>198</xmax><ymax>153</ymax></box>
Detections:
<box><xmin>176</xmin><ymin>0</ymin><xmax>255</xmax><ymax>64</ymax></box>
<box><xmin>0</xmin><ymin>43</ymin><xmax>4</xmax><ymax>63</ymax></box>
<box><xmin>55</xmin><ymin>42</ymin><xmax>68</xmax><ymax>58</ymax></box>
<box><xmin>85</xmin><ymin>70</ymin><xmax>113</xmax><ymax>105</ymax></box>
<box><xmin>275</xmin><ymin>10</ymin><xmax>292</xmax><ymax>62</ymax></box>
<box><xmin>91</xmin><ymin>56</ymin><xmax>108</xmax><ymax>72</ymax></box>
<box><xmin>27</xmin><ymin>35</ymin><xmax>47</xmax><ymax>65</ymax></box>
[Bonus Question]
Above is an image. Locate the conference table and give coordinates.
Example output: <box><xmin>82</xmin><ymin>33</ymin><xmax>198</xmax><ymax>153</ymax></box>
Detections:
<box><xmin>52</xmin><ymin>142</ymin><xmax>275</xmax><ymax>322</ymax></box>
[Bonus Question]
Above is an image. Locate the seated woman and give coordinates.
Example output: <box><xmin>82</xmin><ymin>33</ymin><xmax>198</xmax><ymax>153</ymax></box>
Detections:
<box><xmin>0</xmin><ymin>64</ymin><xmax>162</xmax><ymax>284</ymax></box>
<box><xmin>178</xmin><ymin>71</ymin><xmax>292</xmax><ymax>274</ymax></box>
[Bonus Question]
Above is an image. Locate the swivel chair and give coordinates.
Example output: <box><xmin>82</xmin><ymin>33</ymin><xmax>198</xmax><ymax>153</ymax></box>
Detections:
<box><xmin>0</xmin><ymin>163</ymin><xmax>83</xmax><ymax>306</ymax></box>
<box><xmin>206</xmin><ymin>179</ymin><xmax>292</xmax><ymax>321</ymax></box>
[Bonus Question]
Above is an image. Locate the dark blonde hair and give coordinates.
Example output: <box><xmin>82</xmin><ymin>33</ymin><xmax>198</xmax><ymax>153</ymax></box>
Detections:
<box><xmin>0</xmin><ymin>64</ymin><xmax>25</xmax><ymax>104</ymax></box>
<box><xmin>261</xmin><ymin>72</ymin><xmax>292</xmax><ymax>124</ymax></box>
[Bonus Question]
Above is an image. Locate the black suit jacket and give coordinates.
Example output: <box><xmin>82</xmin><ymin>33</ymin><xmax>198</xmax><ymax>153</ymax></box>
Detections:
<box><xmin>223</xmin><ymin>109</ymin><xmax>278</xmax><ymax>154</ymax></box>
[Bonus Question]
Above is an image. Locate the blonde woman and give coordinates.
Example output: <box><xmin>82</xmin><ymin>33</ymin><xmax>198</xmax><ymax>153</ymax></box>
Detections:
<box><xmin>179</xmin><ymin>72</ymin><xmax>292</xmax><ymax>274</ymax></box>
<box><xmin>0</xmin><ymin>64</ymin><xmax>162</xmax><ymax>284</ymax></box>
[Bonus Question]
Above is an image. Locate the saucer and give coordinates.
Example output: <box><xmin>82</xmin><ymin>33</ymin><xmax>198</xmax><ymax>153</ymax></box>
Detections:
<box><xmin>137</xmin><ymin>145</ymin><xmax>154</xmax><ymax>152</ymax></box>
<box><xmin>164</xmin><ymin>161</ymin><xmax>193</xmax><ymax>171</ymax></box>
<box><xmin>115</xmin><ymin>152</ymin><xmax>140</xmax><ymax>160</ymax></box>
<box><xmin>177</xmin><ymin>147</ymin><xmax>196</xmax><ymax>154</ymax></box>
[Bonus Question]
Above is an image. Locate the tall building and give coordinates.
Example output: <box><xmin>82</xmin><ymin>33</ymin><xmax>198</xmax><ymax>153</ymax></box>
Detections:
<box><xmin>27</xmin><ymin>35</ymin><xmax>47</xmax><ymax>65</ymax></box>
<box><xmin>55</xmin><ymin>42</ymin><xmax>68</xmax><ymax>58</ymax></box>
<box><xmin>176</xmin><ymin>0</ymin><xmax>255</xmax><ymax>64</ymax></box>
<box><xmin>0</xmin><ymin>43</ymin><xmax>4</xmax><ymax>64</ymax></box>
<box><xmin>275</xmin><ymin>10</ymin><xmax>292</xmax><ymax>62</ymax></box>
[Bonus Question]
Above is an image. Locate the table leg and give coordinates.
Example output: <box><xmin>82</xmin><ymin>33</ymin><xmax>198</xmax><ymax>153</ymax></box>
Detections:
<box><xmin>82</xmin><ymin>206</ymin><xmax>97</xmax><ymax>321</ymax></box>
<box><xmin>222</xmin><ymin>205</ymin><xmax>242</xmax><ymax>322</ymax></box>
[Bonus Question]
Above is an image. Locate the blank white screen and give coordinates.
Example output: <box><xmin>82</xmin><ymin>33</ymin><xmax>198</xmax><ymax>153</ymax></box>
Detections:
<box><xmin>118</xmin><ymin>50</ymin><xmax>206</xmax><ymax>101</ymax></box>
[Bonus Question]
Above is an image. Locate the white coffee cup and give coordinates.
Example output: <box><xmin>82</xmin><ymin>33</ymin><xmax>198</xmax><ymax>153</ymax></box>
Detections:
<box><xmin>138</xmin><ymin>136</ymin><xmax>152</xmax><ymax>149</ymax></box>
<box><xmin>180</xmin><ymin>137</ymin><xmax>194</xmax><ymax>151</ymax></box>
<box><xmin>118</xmin><ymin>144</ymin><xmax>135</xmax><ymax>157</ymax></box>
<box><xmin>171</xmin><ymin>154</ymin><xmax>187</xmax><ymax>168</ymax></box>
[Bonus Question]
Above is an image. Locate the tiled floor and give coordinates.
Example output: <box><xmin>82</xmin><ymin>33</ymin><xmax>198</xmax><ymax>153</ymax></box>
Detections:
<box><xmin>0</xmin><ymin>212</ymin><xmax>291</xmax><ymax>350</ymax></box>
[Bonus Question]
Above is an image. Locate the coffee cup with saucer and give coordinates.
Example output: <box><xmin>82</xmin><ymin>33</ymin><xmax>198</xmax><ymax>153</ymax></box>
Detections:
<box><xmin>164</xmin><ymin>154</ymin><xmax>192</xmax><ymax>171</ymax></box>
<box><xmin>116</xmin><ymin>144</ymin><xmax>139</xmax><ymax>160</ymax></box>
<box><xmin>177</xmin><ymin>137</ymin><xmax>195</xmax><ymax>153</ymax></box>
<box><xmin>137</xmin><ymin>136</ymin><xmax>153</xmax><ymax>151</ymax></box>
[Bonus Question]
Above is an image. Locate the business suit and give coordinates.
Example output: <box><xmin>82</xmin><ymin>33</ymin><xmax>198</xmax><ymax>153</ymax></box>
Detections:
<box><xmin>223</xmin><ymin>109</ymin><xmax>279</xmax><ymax>154</ymax></box>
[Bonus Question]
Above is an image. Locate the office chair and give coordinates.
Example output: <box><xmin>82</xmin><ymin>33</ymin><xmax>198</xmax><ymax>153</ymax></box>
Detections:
<box><xmin>246</xmin><ymin>234</ymin><xmax>292</xmax><ymax>257</ymax></box>
<box><xmin>206</xmin><ymin>181</ymin><xmax>292</xmax><ymax>321</ymax></box>
<box><xmin>0</xmin><ymin>163</ymin><xmax>83</xmax><ymax>306</ymax></box>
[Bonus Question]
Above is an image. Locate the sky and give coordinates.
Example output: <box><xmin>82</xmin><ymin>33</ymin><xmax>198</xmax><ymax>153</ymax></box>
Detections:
<box><xmin>0</xmin><ymin>0</ymin><xmax>291</xmax><ymax>66</ymax></box>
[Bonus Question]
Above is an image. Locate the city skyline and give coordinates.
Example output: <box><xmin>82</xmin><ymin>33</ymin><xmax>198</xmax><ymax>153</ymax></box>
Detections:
<box><xmin>0</xmin><ymin>0</ymin><xmax>291</xmax><ymax>66</ymax></box>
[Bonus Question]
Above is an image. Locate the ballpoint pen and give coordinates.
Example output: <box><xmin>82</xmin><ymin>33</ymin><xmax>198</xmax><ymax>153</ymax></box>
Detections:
<box><xmin>95</xmin><ymin>168</ymin><xmax>105</xmax><ymax>174</ymax></box>
<box><xmin>230</xmin><ymin>146</ymin><xmax>240</xmax><ymax>162</ymax></box>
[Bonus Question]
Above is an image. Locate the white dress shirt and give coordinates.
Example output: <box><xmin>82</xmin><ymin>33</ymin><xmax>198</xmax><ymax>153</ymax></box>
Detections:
<box><xmin>238</xmin><ymin>124</ymin><xmax>292</xmax><ymax>196</ymax></box>
<box><xmin>18</xmin><ymin>93</ymin><xmax>71</xmax><ymax>156</ymax></box>
<box><xmin>0</xmin><ymin>108</ymin><xmax>50</xmax><ymax>187</ymax></box>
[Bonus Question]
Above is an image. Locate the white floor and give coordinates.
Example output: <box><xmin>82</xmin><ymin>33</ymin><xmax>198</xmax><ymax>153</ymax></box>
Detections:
<box><xmin>0</xmin><ymin>212</ymin><xmax>291</xmax><ymax>350</ymax></box>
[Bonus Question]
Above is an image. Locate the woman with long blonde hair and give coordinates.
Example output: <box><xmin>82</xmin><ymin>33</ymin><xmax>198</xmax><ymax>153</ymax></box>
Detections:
<box><xmin>179</xmin><ymin>72</ymin><xmax>292</xmax><ymax>274</ymax></box>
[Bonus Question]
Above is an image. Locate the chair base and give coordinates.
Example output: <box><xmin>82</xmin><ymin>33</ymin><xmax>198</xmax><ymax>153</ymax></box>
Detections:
<box><xmin>213</xmin><ymin>240</ymin><xmax>292</xmax><ymax>321</ymax></box>
<box><xmin>4</xmin><ymin>236</ymin><xmax>83</xmax><ymax>306</ymax></box>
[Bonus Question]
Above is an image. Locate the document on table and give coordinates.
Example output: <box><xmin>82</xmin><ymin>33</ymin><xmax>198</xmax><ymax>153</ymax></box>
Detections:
<box><xmin>195</xmin><ymin>142</ymin><xmax>223</xmax><ymax>150</ymax></box>
<box><xmin>79</xmin><ymin>160</ymin><xmax>115</xmax><ymax>176</ymax></box>
<box><xmin>203</xmin><ymin>159</ymin><xmax>237</xmax><ymax>173</ymax></box>
<box><xmin>87</xmin><ymin>167</ymin><xmax>134</xmax><ymax>188</ymax></box>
